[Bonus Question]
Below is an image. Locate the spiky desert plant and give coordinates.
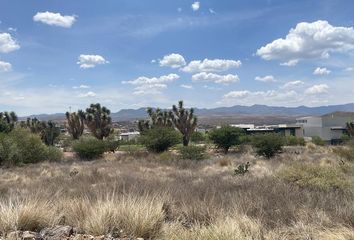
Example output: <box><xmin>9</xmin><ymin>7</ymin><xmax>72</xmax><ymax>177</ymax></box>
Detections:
<box><xmin>25</xmin><ymin>117</ymin><xmax>42</xmax><ymax>134</ymax></box>
<box><xmin>346</xmin><ymin>122</ymin><xmax>354</xmax><ymax>138</ymax></box>
<box><xmin>170</xmin><ymin>100</ymin><xmax>197</xmax><ymax>146</ymax></box>
<box><xmin>84</xmin><ymin>103</ymin><xmax>113</xmax><ymax>140</ymax></box>
<box><xmin>138</xmin><ymin>108</ymin><xmax>172</xmax><ymax>133</ymax></box>
<box><xmin>66</xmin><ymin>110</ymin><xmax>85</xmax><ymax>139</ymax></box>
<box><xmin>40</xmin><ymin>121</ymin><xmax>61</xmax><ymax>146</ymax></box>
<box><xmin>0</xmin><ymin>111</ymin><xmax>17</xmax><ymax>133</ymax></box>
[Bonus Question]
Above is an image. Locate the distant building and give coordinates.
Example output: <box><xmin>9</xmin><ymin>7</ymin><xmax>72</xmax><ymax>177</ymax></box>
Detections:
<box><xmin>119</xmin><ymin>131</ymin><xmax>140</xmax><ymax>141</ymax></box>
<box><xmin>296</xmin><ymin>111</ymin><xmax>354</xmax><ymax>143</ymax></box>
<box><xmin>230</xmin><ymin>123</ymin><xmax>303</xmax><ymax>137</ymax></box>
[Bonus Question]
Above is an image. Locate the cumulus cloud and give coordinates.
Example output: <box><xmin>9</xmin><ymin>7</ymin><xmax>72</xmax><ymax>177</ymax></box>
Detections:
<box><xmin>180</xmin><ymin>84</ymin><xmax>193</xmax><ymax>89</ymax></box>
<box><xmin>0</xmin><ymin>60</ymin><xmax>12</xmax><ymax>72</ymax></box>
<box><xmin>255</xmin><ymin>75</ymin><xmax>276</xmax><ymax>82</ymax></box>
<box><xmin>77</xmin><ymin>54</ymin><xmax>109</xmax><ymax>69</ymax></box>
<box><xmin>77</xmin><ymin>91</ymin><xmax>96</xmax><ymax>98</ymax></box>
<box><xmin>209</xmin><ymin>8</ymin><xmax>216</xmax><ymax>14</ymax></box>
<box><xmin>280</xmin><ymin>59</ymin><xmax>299</xmax><ymax>66</ymax></box>
<box><xmin>305</xmin><ymin>84</ymin><xmax>329</xmax><ymax>94</ymax></box>
<box><xmin>192</xmin><ymin>72</ymin><xmax>239</xmax><ymax>84</ymax></box>
<box><xmin>0</xmin><ymin>33</ymin><xmax>20</xmax><ymax>53</ymax></box>
<box><xmin>73</xmin><ymin>85</ymin><xmax>90</xmax><ymax>89</ymax></box>
<box><xmin>313</xmin><ymin>67</ymin><xmax>331</xmax><ymax>75</ymax></box>
<box><xmin>159</xmin><ymin>53</ymin><xmax>186</xmax><ymax>68</ymax></box>
<box><xmin>182</xmin><ymin>58</ymin><xmax>241</xmax><ymax>73</ymax></box>
<box><xmin>281</xmin><ymin>80</ymin><xmax>304</xmax><ymax>89</ymax></box>
<box><xmin>33</xmin><ymin>11</ymin><xmax>76</xmax><ymax>28</ymax></box>
<box><xmin>257</xmin><ymin>20</ymin><xmax>354</xmax><ymax>63</ymax></box>
<box><xmin>124</xmin><ymin>73</ymin><xmax>179</xmax><ymax>95</ymax></box>
<box><xmin>191</xmin><ymin>2</ymin><xmax>200</xmax><ymax>11</ymax></box>
<box><xmin>224</xmin><ymin>90</ymin><xmax>250</xmax><ymax>99</ymax></box>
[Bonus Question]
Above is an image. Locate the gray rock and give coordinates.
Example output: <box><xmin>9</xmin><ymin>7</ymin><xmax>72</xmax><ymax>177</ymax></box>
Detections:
<box><xmin>22</xmin><ymin>231</ymin><xmax>42</xmax><ymax>240</ymax></box>
<box><xmin>40</xmin><ymin>225</ymin><xmax>73</xmax><ymax>240</ymax></box>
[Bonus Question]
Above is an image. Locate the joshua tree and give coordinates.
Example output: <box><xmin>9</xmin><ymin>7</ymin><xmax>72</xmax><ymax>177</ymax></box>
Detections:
<box><xmin>66</xmin><ymin>110</ymin><xmax>85</xmax><ymax>139</ymax></box>
<box><xmin>346</xmin><ymin>122</ymin><xmax>354</xmax><ymax>138</ymax></box>
<box><xmin>170</xmin><ymin>100</ymin><xmax>197</xmax><ymax>146</ymax></box>
<box><xmin>138</xmin><ymin>108</ymin><xmax>173</xmax><ymax>132</ymax></box>
<box><xmin>0</xmin><ymin>111</ymin><xmax>18</xmax><ymax>133</ymax></box>
<box><xmin>25</xmin><ymin>118</ymin><xmax>60</xmax><ymax>145</ymax></box>
<box><xmin>25</xmin><ymin>117</ymin><xmax>42</xmax><ymax>134</ymax></box>
<box><xmin>84</xmin><ymin>103</ymin><xmax>113</xmax><ymax>139</ymax></box>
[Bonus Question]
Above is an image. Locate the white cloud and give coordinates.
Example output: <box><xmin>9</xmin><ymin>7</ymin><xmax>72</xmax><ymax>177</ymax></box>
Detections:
<box><xmin>313</xmin><ymin>67</ymin><xmax>331</xmax><ymax>75</ymax></box>
<box><xmin>191</xmin><ymin>2</ymin><xmax>200</xmax><ymax>11</ymax></box>
<box><xmin>0</xmin><ymin>60</ymin><xmax>12</xmax><ymax>72</ymax></box>
<box><xmin>257</xmin><ymin>20</ymin><xmax>354</xmax><ymax>63</ymax></box>
<box><xmin>281</xmin><ymin>80</ymin><xmax>304</xmax><ymax>89</ymax></box>
<box><xmin>7</xmin><ymin>27</ymin><xmax>17</xmax><ymax>32</ymax></box>
<box><xmin>182</xmin><ymin>58</ymin><xmax>241</xmax><ymax>73</ymax></box>
<box><xmin>159</xmin><ymin>53</ymin><xmax>186</xmax><ymax>68</ymax></box>
<box><xmin>180</xmin><ymin>84</ymin><xmax>193</xmax><ymax>89</ymax></box>
<box><xmin>192</xmin><ymin>72</ymin><xmax>240</xmax><ymax>84</ymax></box>
<box><xmin>209</xmin><ymin>8</ymin><xmax>216</xmax><ymax>14</ymax></box>
<box><xmin>77</xmin><ymin>54</ymin><xmax>109</xmax><ymax>69</ymax></box>
<box><xmin>73</xmin><ymin>85</ymin><xmax>90</xmax><ymax>89</ymax></box>
<box><xmin>305</xmin><ymin>84</ymin><xmax>329</xmax><ymax>94</ymax></box>
<box><xmin>255</xmin><ymin>75</ymin><xmax>276</xmax><ymax>82</ymax></box>
<box><xmin>33</xmin><ymin>11</ymin><xmax>76</xmax><ymax>28</ymax></box>
<box><xmin>77</xmin><ymin>91</ymin><xmax>96</xmax><ymax>98</ymax></box>
<box><xmin>224</xmin><ymin>90</ymin><xmax>250</xmax><ymax>99</ymax></box>
<box><xmin>344</xmin><ymin>67</ymin><xmax>354</xmax><ymax>71</ymax></box>
<box><xmin>0</xmin><ymin>33</ymin><xmax>20</xmax><ymax>53</ymax></box>
<box><xmin>280</xmin><ymin>59</ymin><xmax>298</xmax><ymax>66</ymax></box>
<box><xmin>124</xmin><ymin>73</ymin><xmax>179</xmax><ymax>95</ymax></box>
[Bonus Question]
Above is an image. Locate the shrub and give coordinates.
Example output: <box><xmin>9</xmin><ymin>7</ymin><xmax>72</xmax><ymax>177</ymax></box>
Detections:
<box><xmin>0</xmin><ymin>128</ymin><xmax>49</xmax><ymax>166</ymax></box>
<box><xmin>209</xmin><ymin>126</ymin><xmax>245</xmax><ymax>154</ymax></box>
<box><xmin>312</xmin><ymin>136</ymin><xmax>325</xmax><ymax>146</ymax></box>
<box><xmin>104</xmin><ymin>139</ymin><xmax>119</xmax><ymax>152</ymax></box>
<box><xmin>333</xmin><ymin>142</ymin><xmax>354</xmax><ymax>162</ymax></box>
<box><xmin>252</xmin><ymin>133</ymin><xmax>284</xmax><ymax>159</ymax></box>
<box><xmin>178</xmin><ymin>145</ymin><xmax>206</xmax><ymax>160</ymax></box>
<box><xmin>190</xmin><ymin>131</ymin><xmax>206</xmax><ymax>143</ymax></box>
<box><xmin>139</xmin><ymin>127</ymin><xmax>181</xmax><ymax>153</ymax></box>
<box><xmin>277</xmin><ymin>163</ymin><xmax>351</xmax><ymax>191</ymax></box>
<box><xmin>285</xmin><ymin>136</ymin><xmax>306</xmax><ymax>146</ymax></box>
<box><xmin>46</xmin><ymin>146</ymin><xmax>63</xmax><ymax>162</ymax></box>
<box><xmin>73</xmin><ymin>137</ymin><xmax>107</xmax><ymax>160</ymax></box>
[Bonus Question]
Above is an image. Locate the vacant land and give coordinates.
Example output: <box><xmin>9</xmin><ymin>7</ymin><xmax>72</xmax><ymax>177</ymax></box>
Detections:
<box><xmin>1</xmin><ymin>144</ymin><xmax>354</xmax><ymax>240</ymax></box>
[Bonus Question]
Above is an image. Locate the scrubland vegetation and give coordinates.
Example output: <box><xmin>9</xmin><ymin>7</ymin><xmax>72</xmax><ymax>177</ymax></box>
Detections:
<box><xmin>1</xmin><ymin>101</ymin><xmax>354</xmax><ymax>239</ymax></box>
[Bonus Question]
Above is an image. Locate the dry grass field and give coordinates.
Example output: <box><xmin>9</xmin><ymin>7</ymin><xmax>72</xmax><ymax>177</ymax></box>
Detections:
<box><xmin>1</xmin><ymin>145</ymin><xmax>354</xmax><ymax>239</ymax></box>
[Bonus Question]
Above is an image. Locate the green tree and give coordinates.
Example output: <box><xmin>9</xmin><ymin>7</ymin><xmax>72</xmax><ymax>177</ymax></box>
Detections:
<box><xmin>209</xmin><ymin>126</ymin><xmax>245</xmax><ymax>154</ymax></box>
<box><xmin>66</xmin><ymin>110</ymin><xmax>85</xmax><ymax>139</ymax></box>
<box><xmin>139</xmin><ymin>127</ymin><xmax>181</xmax><ymax>153</ymax></box>
<box><xmin>0</xmin><ymin>111</ymin><xmax>18</xmax><ymax>133</ymax></box>
<box><xmin>84</xmin><ymin>103</ymin><xmax>113</xmax><ymax>139</ymax></box>
<box><xmin>252</xmin><ymin>133</ymin><xmax>284</xmax><ymax>159</ymax></box>
<box><xmin>170</xmin><ymin>101</ymin><xmax>197</xmax><ymax>146</ymax></box>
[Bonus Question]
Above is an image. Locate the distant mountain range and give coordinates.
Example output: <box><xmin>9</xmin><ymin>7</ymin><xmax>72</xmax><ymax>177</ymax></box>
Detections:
<box><xmin>20</xmin><ymin>103</ymin><xmax>354</xmax><ymax>122</ymax></box>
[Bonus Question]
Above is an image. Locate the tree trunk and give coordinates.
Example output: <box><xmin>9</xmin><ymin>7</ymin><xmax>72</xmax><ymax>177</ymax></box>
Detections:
<box><xmin>183</xmin><ymin>136</ymin><xmax>189</xmax><ymax>146</ymax></box>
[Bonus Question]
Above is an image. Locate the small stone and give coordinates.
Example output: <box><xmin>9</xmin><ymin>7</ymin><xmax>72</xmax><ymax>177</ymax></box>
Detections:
<box><xmin>22</xmin><ymin>231</ymin><xmax>41</xmax><ymax>240</ymax></box>
<box><xmin>40</xmin><ymin>225</ymin><xmax>73</xmax><ymax>240</ymax></box>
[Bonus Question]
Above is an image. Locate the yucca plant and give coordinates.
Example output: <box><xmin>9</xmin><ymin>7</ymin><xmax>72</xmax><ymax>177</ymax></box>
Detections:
<box><xmin>138</xmin><ymin>107</ymin><xmax>173</xmax><ymax>133</ymax></box>
<box><xmin>84</xmin><ymin>103</ymin><xmax>113</xmax><ymax>140</ymax></box>
<box><xmin>66</xmin><ymin>110</ymin><xmax>85</xmax><ymax>139</ymax></box>
<box><xmin>0</xmin><ymin>111</ymin><xmax>18</xmax><ymax>133</ymax></box>
<box><xmin>170</xmin><ymin>101</ymin><xmax>197</xmax><ymax>146</ymax></box>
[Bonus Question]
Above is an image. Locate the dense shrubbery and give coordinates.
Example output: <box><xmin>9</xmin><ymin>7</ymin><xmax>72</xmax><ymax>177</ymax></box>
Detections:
<box><xmin>104</xmin><ymin>139</ymin><xmax>120</xmax><ymax>152</ymax></box>
<box><xmin>252</xmin><ymin>133</ymin><xmax>284</xmax><ymax>158</ymax></box>
<box><xmin>190</xmin><ymin>131</ymin><xmax>206</xmax><ymax>143</ymax></box>
<box><xmin>209</xmin><ymin>126</ymin><xmax>245</xmax><ymax>154</ymax></box>
<box><xmin>73</xmin><ymin>137</ymin><xmax>107</xmax><ymax>160</ymax></box>
<box><xmin>139</xmin><ymin>127</ymin><xmax>181</xmax><ymax>153</ymax></box>
<box><xmin>285</xmin><ymin>135</ymin><xmax>305</xmax><ymax>146</ymax></box>
<box><xmin>311</xmin><ymin>136</ymin><xmax>325</xmax><ymax>146</ymax></box>
<box><xmin>277</xmin><ymin>163</ymin><xmax>351</xmax><ymax>191</ymax></box>
<box><xmin>178</xmin><ymin>145</ymin><xmax>206</xmax><ymax>160</ymax></box>
<box><xmin>0</xmin><ymin>128</ymin><xmax>61</xmax><ymax>166</ymax></box>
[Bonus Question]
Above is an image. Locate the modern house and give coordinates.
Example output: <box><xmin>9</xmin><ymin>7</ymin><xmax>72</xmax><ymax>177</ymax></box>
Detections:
<box><xmin>230</xmin><ymin>124</ymin><xmax>303</xmax><ymax>137</ymax></box>
<box><xmin>119</xmin><ymin>131</ymin><xmax>140</xmax><ymax>141</ymax></box>
<box><xmin>296</xmin><ymin>111</ymin><xmax>354</xmax><ymax>143</ymax></box>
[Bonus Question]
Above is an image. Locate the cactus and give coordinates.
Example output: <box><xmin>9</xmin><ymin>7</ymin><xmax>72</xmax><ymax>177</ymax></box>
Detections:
<box><xmin>170</xmin><ymin>100</ymin><xmax>197</xmax><ymax>146</ymax></box>
<box><xmin>84</xmin><ymin>103</ymin><xmax>113</xmax><ymax>139</ymax></box>
<box><xmin>25</xmin><ymin>118</ymin><xmax>60</xmax><ymax>145</ymax></box>
<box><xmin>66</xmin><ymin>110</ymin><xmax>85</xmax><ymax>139</ymax></box>
<box><xmin>138</xmin><ymin>108</ymin><xmax>173</xmax><ymax>132</ymax></box>
<box><xmin>0</xmin><ymin>111</ymin><xmax>17</xmax><ymax>133</ymax></box>
<box><xmin>346</xmin><ymin>122</ymin><xmax>354</xmax><ymax>138</ymax></box>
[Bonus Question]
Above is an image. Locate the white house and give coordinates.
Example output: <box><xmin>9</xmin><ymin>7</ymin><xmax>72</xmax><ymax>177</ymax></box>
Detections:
<box><xmin>119</xmin><ymin>131</ymin><xmax>140</xmax><ymax>141</ymax></box>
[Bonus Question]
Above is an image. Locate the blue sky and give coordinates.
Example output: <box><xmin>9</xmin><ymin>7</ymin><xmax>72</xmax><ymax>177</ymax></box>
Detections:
<box><xmin>1</xmin><ymin>0</ymin><xmax>354</xmax><ymax>115</ymax></box>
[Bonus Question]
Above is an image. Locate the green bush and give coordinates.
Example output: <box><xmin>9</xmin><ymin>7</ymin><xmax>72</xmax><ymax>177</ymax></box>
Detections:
<box><xmin>285</xmin><ymin>136</ymin><xmax>305</xmax><ymax>146</ymax></box>
<box><xmin>178</xmin><ymin>145</ymin><xmax>206</xmax><ymax>160</ymax></box>
<box><xmin>311</xmin><ymin>136</ymin><xmax>325</xmax><ymax>146</ymax></box>
<box><xmin>0</xmin><ymin>128</ymin><xmax>49</xmax><ymax>166</ymax></box>
<box><xmin>190</xmin><ymin>131</ymin><xmax>206</xmax><ymax>143</ymax></box>
<box><xmin>139</xmin><ymin>127</ymin><xmax>181</xmax><ymax>153</ymax></box>
<box><xmin>104</xmin><ymin>139</ymin><xmax>120</xmax><ymax>152</ymax></box>
<box><xmin>209</xmin><ymin>126</ymin><xmax>245</xmax><ymax>154</ymax></box>
<box><xmin>277</xmin><ymin>163</ymin><xmax>351</xmax><ymax>191</ymax></box>
<box><xmin>46</xmin><ymin>146</ymin><xmax>63</xmax><ymax>162</ymax></box>
<box><xmin>73</xmin><ymin>137</ymin><xmax>107</xmax><ymax>160</ymax></box>
<box><xmin>252</xmin><ymin>133</ymin><xmax>284</xmax><ymax>159</ymax></box>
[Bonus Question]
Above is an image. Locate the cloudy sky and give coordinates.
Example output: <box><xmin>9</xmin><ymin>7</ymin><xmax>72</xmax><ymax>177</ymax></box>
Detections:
<box><xmin>1</xmin><ymin>0</ymin><xmax>354</xmax><ymax>115</ymax></box>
